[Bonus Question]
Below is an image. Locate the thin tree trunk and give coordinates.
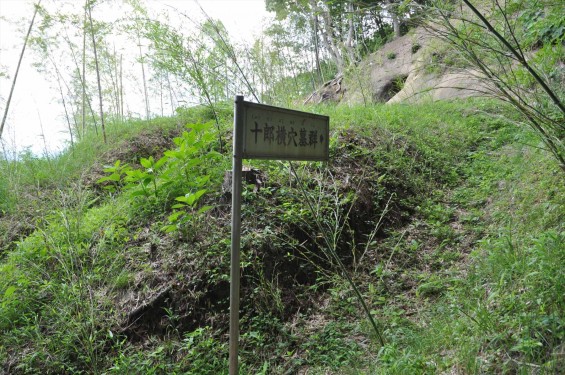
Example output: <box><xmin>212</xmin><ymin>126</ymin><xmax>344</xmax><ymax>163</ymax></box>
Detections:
<box><xmin>311</xmin><ymin>0</ymin><xmax>344</xmax><ymax>74</ymax></box>
<box><xmin>310</xmin><ymin>6</ymin><xmax>322</xmax><ymax>83</ymax></box>
<box><xmin>48</xmin><ymin>53</ymin><xmax>75</xmax><ymax>147</ymax></box>
<box><xmin>36</xmin><ymin>108</ymin><xmax>51</xmax><ymax>163</ymax></box>
<box><xmin>345</xmin><ymin>2</ymin><xmax>356</xmax><ymax>64</ymax></box>
<box><xmin>283</xmin><ymin>46</ymin><xmax>300</xmax><ymax>91</ymax></box>
<box><xmin>183</xmin><ymin>53</ymin><xmax>224</xmax><ymax>153</ymax></box>
<box><xmin>82</xmin><ymin>0</ymin><xmax>89</xmax><ymax>136</ymax></box>
<box><xmin>64</xmin><ymin>33</ymin><xmax>98</xmax><ymax>136</ymax></box>
<box><xmin>224</xmin><ymin>62</ymin><xmax>229</xmax><ymax>101</ymax></box>
<box><xmin>120</xmin><ymin>54</ymin><xmax>124</xmax><ymax>120</ymax></box>
<box><xmin>0</xmin><ymin>1</ymin><xmax>41</xmax><ymax>140</ymax></box>
<box><xmin>138</xmin><ymin>34</ymin><xmax>150</xmax><ymax>121</ymax></box>
<box><xmin>111</xmin><ymin>45</ymin><xmax>120</xmax><ymax>122</ymax></box>
<box><xmin>160</xmin><ymin>77</ymin><xmax>163</xmax><ymax>117</ymax></box>
<box><xmin>88</xmin><ymin>2</ymin><xmax>107</xmax><ymax>143</ymax></box>
<box><xmin>166</xmin><ymin>73</ymin><xmax>175</xmax><ymax>115</ymax></box>
<box><xmin>107</xmin><ymin>49</ymin><xmax>119</xmax><ymax>120</ymax></box>
<box><xmin>195</xmin><ymin>9</ymin><xmax>260</xmax><ymax>102</ymax></box>
<box><xmin>55</xmin><ymin>71</ymin><xmax>75</xmax><ymax>148</ymax></box>
<box><xmin>389</xmin><ymin>0</ymin><xmax>401</xmax><ymax>39</ymax></box>
<box><xmin>392</xmin><ymin>14</ymin><xmax>400</xmax><ymax>38</ymax></box>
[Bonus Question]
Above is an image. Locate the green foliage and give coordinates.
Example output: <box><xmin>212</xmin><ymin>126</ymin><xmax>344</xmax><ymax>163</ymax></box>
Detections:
<box><xmin>176</xmin><ymin>102</ymin><xmax>231</xmax><ymax>125</ymax></box>
<box><xmin>97</xmin><ymin>121</ymin><xmax>224</xmax><ymax>235</ymax></box>
<box><xmin>264</xmin><ymin>0</ymin><xmax>425</xmax><ymax>74</ymax></box>
<box><xmin>124</xmin><ymin>155</ymin><xmax>167</xmax><ymax>199</ymax></box>
<box><xmin>302</xmin><ymin>322</ymin><xmax>363</xmax><ymax>369</ymax></box>
<box><xmin>363</xmin><ymin>106</ymin><xmax>564</xmax><ymax>372</ymax></box>
<box><xmin>451</xmin><ymin>133</ymin><xmax>565</xmax><ymax>370</ymax></box>
<box><xmin>165</xmin><ymin>188</ymin><xmax>213</xmax><ymax>234</ymax></box>
<box><xmin>0</xmin><ymin>160</ymin><xmax>15</xmax><ymax>215</ymax></box>
<box><xmin>0</xmin><ymin>187</ymin><xmax>130</xmax><ymax>373</ymax></box>
<box><xmin>97</xmin><ymin>160</ymin><xmax>131</xmax><ymax>192</ymax></box>
<box><xmin>517</xmin><ymin>2</ymin><xmax>565</xmax><ymax>48</ymax></box>
<box><xmin>1</xmin><ymin>95</ymin><xmax>563</xmax><ymax>373</ymax></box>
<box><xmin>140</xmin><ymin>16</ymin><xmax>236</xmax><ymax>106</ymax></box>
<box><xmin>108</xmin><ymin>327</ymin><xmax>227</xmax><ymax>374</ymax></box>
<box><xmin>375</xmin><ymin>344</ymin><xmax>435</xmax><ymax>374</ymax></box>
<box><xmin>262</xmin><ymin>60</ymin><xmax>338</xmax><ymax>106</ymax></box>
<box><xmin>0</xmin><ymin>113</ymin><xmax>227</xmax><ymax>372</ymax></box>
<box><xmin>427</xmin><ymin>0</ymin><xmax>565</xmax><ymax>170</ymax></box>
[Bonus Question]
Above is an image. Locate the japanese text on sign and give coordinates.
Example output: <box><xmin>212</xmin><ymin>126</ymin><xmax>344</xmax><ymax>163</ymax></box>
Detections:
<box><xmin>241</xmin><ymin>102</ymin><xmax>329</xmax><ymax>161</ymax></box>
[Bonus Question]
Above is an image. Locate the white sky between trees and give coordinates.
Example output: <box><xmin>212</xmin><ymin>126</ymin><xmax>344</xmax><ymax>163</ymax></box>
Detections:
<box><xmin>0</xmin><ymin>0</ymin><xmax>272</xmax><ymax>156</ymax></box>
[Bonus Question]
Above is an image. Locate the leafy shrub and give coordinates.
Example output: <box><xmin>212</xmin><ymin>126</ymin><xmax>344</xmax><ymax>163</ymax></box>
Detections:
<box><xmin>97</xmin><ymin>121</ymin><xmax>224</xmax><ymax>235</ymax></box>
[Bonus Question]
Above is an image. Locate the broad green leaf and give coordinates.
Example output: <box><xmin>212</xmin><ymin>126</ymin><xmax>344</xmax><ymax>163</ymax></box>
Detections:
<box><xmin>197</xmin><ymin>205</ymin><xmax>213</xmax><ymax>214</ymax></box>
<box><xmin>184</xmin><ymin>158</ymin><xmax>202</xmax><ymax>169</ymax></box>
<box><xmin>130</xmin><ymin>190</ymin><xmax>148</xmax><ymax>198</ymax></box>
<box><xmin>191</xmin><ymin>189</ymin><xmax>207</xmax><ymax>204</ymax></box>
<box><xmin>164</xmin><ymin>150</ymin><xmax>180</xmax><ymax>158</ymax></box>
<box><xmin>175</xmin><ymin>196</ymin><xmax>190</xmax><ymax>203</ymax></box>
<box><xmin>4</xmin><ymin>285</ymin><xmax>16</xmax><ymax>299</ymax></box>
<box><xmin>97</xmin><ymin>176</ymin><xmax>112</xmax><ymax>184</ymax></box>
<box><xmin>154</xmin><ymin>155</ymin><xmax>168</xmax><ymax>170</ymax></box>
<box><xmin>206</xmin><ymin>151</ymin><xmax>222</xmax><ymax>159</ymax></box>
<box><xmin>98</xmin><ymin>173</ymin><xmax>121</xmax><ymax>183</ymax></box>
<box><xmin>168</xmin><ymin>211</ymin><xmax>184</xmax><ymax>222</ymax></box>
<box><xmin>125</xmin><ymin>170</ymin><xmax>144</xmax><ymax>182</ymax></box>
<box><xmin>195</xmin><ymin>175</ymin><xmax>211</xmax><ymax>187</ymax></box>
<box><xmin>178</xmin><ymin>189</ymin><xmax>207</xmax><ymax>206</ymax></box>
<box><xmin>140</xmin><ymin>157</ymin><xmax>152</xmax><ymax>169</ymax></box>
<box><xmin>162</xmin><ymin>224</ymin><xmax>178</xmax><ymax>233</ymax></box>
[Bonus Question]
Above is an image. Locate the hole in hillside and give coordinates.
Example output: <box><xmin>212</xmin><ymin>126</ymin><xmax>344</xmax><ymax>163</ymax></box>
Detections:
<box><xmin>122</xmin><ymin>286</ymin><xmax>173</xmax><ymax>340</ymax></box>
<box><xmin>121</xmin><ymin>279</ymin><xmax>232</xmax><ymax>342</ymax></box>
<box><xmin>376</xmin><ymin>75</ymin><xmax>408</xmax><ymax>102</ymax></box>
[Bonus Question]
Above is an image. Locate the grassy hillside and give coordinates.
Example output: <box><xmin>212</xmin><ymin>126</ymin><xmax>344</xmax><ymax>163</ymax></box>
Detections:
<box><xmin>0</xmin><ymin>99</ymin><xmax>563</xmax><ymax>374</ymax></box>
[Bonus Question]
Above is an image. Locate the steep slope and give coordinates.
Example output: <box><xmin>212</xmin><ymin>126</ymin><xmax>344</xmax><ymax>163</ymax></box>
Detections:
<box><xmin>1</xmin><ymin>100</ymin><xmax>562</xmax><ymax>373</ymax></box>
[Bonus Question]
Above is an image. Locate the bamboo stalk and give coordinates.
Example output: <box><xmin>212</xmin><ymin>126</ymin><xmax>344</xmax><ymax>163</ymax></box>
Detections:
<box><xmin>0</xmin><ymin>1</ymin><xmax>42</xmax><ymax>140</ymax></box>
<box><xmin>82</xmin><ymin>0</ymin><xmax>89</xmax><ymax>136</ymax></box>
<box><xmin>138</xmin><ymin>34</ymin><xmax>150</xmax><ymax>121</ymax></box>
<box><xmin>87</xmin><ymin>1</ymin><xmax>107</xmax><ymax>143</ymax></box>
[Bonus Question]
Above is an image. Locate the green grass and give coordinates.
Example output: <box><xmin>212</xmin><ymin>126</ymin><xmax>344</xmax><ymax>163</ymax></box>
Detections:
<box><xmin>0</xmin><ymin>99</ymin><xmax>563</xmax><ymax>373</ymax></box>
<box><xmin>357</xmin><ymin>105</ymin><xmax>564</xmax><ymax>374</ymax></box>
<box><xmin>0</xmin><ymin>115</ymin><xmax>186</xmax><ymax>255</ymax></box>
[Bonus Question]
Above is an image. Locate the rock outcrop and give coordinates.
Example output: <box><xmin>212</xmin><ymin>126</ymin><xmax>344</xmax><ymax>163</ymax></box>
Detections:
<box><xmin>307</xmin><ymin>28</ymin><xmax>486</xmax><ymax>105</ymax></box>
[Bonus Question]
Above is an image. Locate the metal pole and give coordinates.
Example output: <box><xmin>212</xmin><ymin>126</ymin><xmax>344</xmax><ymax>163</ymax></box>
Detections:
<box><xmin>229</xmin><ymin>95</ymin><xmax>244</xmax><ymax>375</ymax></box>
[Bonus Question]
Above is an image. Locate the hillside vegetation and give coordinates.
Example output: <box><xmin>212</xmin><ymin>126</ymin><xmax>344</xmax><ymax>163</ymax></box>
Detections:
<box><xmin>1</xmin><ymin>0</ymin><xmax>564</xmax><ymax>373</ymax></box>
<box><xmin>1</xmin><ymin>99</ymin><xmax>563</xmax><ymax>373</ymax></box>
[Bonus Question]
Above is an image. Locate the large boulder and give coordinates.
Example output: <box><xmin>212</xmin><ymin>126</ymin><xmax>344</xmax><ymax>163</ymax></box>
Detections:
<box><xmin>308</xmin><ymin>28</ymin><xmax>486</xmax><ymax>105</ymax></box>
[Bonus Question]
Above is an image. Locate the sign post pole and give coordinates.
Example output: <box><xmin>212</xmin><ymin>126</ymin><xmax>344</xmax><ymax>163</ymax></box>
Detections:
<box><xmin>229</xmin><ymin>95</ymin><xmax>244</xmax><ymax>375</ymax></box>
<box><xmin>229</xmin><ymin>96</ymin><xmax>328</xmax><ymax>373</ymax></box>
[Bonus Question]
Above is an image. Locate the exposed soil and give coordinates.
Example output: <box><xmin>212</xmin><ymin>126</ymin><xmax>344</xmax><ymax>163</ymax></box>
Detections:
<box><xmin>82</xmin><ymin>125</ymin><xmax>183</xmax><ymax>191</ymax></box>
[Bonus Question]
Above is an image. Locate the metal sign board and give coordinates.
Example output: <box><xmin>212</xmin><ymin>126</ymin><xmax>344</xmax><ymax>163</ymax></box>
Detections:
<box><xmin>241</xmin><ymin>101</ymin><xmax>329</xmax><ymax>161</ymax></box>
